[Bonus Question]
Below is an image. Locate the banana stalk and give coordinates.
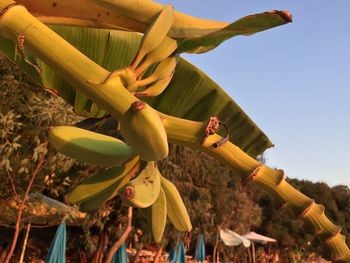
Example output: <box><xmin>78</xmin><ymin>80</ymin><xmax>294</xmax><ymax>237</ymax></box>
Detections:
<box><xmin>0</xmin><ymin>2</ymin><xmax>349</xmax><ymax>261</ymax></box>
<box><xmin>15</xmin><ymin>0</ymin><xmax>227</xmax><ymax>37</ymax></box>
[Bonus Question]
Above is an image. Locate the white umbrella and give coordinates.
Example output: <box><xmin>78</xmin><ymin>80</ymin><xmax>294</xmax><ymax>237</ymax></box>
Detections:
<box><xmin>242</xmin><ymin>232</ymin><xmax>277</xmax><ymax>263</ymax></box>
<box><xmin>219</xmin><ymin>229</ymin><xmax>251</xmax><ymax>247</ymax></box>
<box><xmin>242</xmin><ymin>231</ymin><xmax>277</xmax><ymax>244</ymax></box>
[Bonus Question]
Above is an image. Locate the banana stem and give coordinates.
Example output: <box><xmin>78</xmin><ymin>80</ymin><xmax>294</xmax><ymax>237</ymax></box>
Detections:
<box><xmin>15</xmin><ymin>0</ymin><xmax>227</xmax><ymax>38</ymax></box>
<box><xmin>92</xmin><ymin>0</ymin><xmax>227</xmax><ymax>38</ymax></box>
<box><xmin>162</xmin><ymin>112</ymin><xmax>350</xmax><ymax>262</ymax></box>
<box><xmin>0</xmin><ymin>2</ymin><xmax>349</xmax><ymax>261</ymax></box>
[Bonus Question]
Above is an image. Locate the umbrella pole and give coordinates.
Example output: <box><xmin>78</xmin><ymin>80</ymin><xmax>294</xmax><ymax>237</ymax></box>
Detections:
<box><xmin>213</xmin><ymin>229</ymin><xmax>219</xmax><ymax>263</ymax></box>
<box><xmin>247</xmin><ymin>245</ymin><xmax>252</xmax><ymax>263</ymax></box>
<box><xmin>19</xmin><ymin>222</ymin><xmax>31</xmax><ymax>263</ymax></box>
<box><xmin>252</xmin><ymin>243</ymin><xmax>256</xmax><ymax>263</ymax></box>
<box><xmin>154</xmin><ymin>245</ymin><xmax>163</xmax><ymax>263</ymax></box>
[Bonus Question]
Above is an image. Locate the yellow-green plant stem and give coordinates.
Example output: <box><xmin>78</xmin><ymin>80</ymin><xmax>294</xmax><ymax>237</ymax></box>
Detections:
<box><xmin>16</xmin><ymin>0</ymin><xmax>146</xmax><ymax>32</ymax></box>
<box><xmin>162</xmin><ymin>114</ymin><xmax>350</xmax><ymax>262</ymax></box>
<box><xmin>92</xmin><ymin>0</ymin><xmax>226</xmax><ymax>38</ymax></box>
<box><xmin>0</xmin><ymin>2</ymin><xmax>349</xmax><ymax>261</ymax></box>
<box><xmin>16</xmin><ymin>0</ymin><xmax>226</xmax><ymax>38</ymax></box>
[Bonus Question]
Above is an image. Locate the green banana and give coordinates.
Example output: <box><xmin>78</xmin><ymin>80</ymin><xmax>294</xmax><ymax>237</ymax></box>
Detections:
<box><xmin>135</xmin><ymin>74</ymin><xmax>173</xmax><ymax>97</ymax></box>
<box><xmin>79</xmin><ymin>182</ymin><xmax>118</xmax><ymax>211</ymax></box>
<box><xmin>102</xmin><ymin>6</ymin><xmax>176</xmax><ymax>96</ymax></box>
<box><xmin>48</xmin><ymin>126</ymin><xmax>134</xmax><ymax>167</ymax></box>
<box><xmin>120</xmin><ymin>101</ymin><xmax>168</xmax><ymax>161</ymax></box>
<box><xmin>135</xmin><ymin>36</ymin><xmax>178</xmax><ymax>77</ymax></box>
<box><xmin>67</xmin><ymin>156</ymin><xmax>140</xmax><ymax>204</ymax></box>
<box><xmin>161</xmin><ymin>175</ymin><xmax>192</xmax><ymax>232</ymax></box>
<box><xmin>120</xmin><ymin>161</ymin><xmax>161</xmax><ymax>208</ymax></box>
<box><xmin>130</xmin><ymin>4</ymin><xmax>174</xmax><ymax>69</ymax></box>
<box><xmin>78</xmin><ymin>163</ymin><xmax>138</xmax><ymax>211</ymax></box>
<box><xmin>137</xmin><ymin>57</ymin><xmax>177</xmax><ymax>87</ymax></box>
<box><xmin>151</xmin><ymin>187</ymin><xmax>167</xmax><ymax>243</ymax></box>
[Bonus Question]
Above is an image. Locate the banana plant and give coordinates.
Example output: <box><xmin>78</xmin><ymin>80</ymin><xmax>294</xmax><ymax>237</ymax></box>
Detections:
<box><xmin>0</xmin><ymin>0</ymin><xmax>349</xmax><ymax>262</ymax></box>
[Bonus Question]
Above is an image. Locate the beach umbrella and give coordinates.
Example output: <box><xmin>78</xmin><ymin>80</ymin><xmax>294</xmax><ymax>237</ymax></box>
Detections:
<box><xmin>112</xmin><ymin>242</ymin><xmax>127</xmax><ymax>263</ymax></box>
<box><xmin>169</xmin><ymin>241</ymin><xmax>186</xmax><ymax>263</ymax></box>
<box><xmin>45</xmin><ymin>222</ymin><xmax>66</xmax><ymax>263</ymax></box>
<box><xmin>219</xmin><ymin>229</ymin><xmax>251</xmax><ymax>247</ymax></box>
<box><xmin>242</xmin><ymin>231</ymin><xmax>277</xmax><ymax>244</ymax></box>
<box><xmin>242</xmin><ymin>231</ymin><xmax>277</xmax><ymax>263</ymax></box>
<box><xmin>195</xmin><ymin>234</ymin><xmax>205</xmax><ymax>262</ymax></box>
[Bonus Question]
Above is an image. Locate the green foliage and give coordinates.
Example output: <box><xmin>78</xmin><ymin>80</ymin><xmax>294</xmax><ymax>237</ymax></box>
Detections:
<box><xmin>0</xmin><ymin>55</ymin><xmax>81</xmax><ymax>208</ymax></box>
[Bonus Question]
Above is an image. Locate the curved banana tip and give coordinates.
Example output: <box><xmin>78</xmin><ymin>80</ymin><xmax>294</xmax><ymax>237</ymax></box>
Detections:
<box><xmin>265</xmin><ymin>10</ymin><xmax>293</xmax><ymax>23</ymax></box>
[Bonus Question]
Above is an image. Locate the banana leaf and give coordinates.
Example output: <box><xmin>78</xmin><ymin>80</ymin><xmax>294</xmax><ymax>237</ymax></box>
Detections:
<box><xmin>17</xmin><ymin>0</ymin><xmax>292</xmax><ymax>54</ymax></box>
<box><xmin>176</xmin><ymin>10</ymin><xmax>292</xmax><ymax>53</ymax></box>
<box><xmin>0</xmin><ymin>27</ymin><xmax>272</xmax><ymax>157</ymax></box>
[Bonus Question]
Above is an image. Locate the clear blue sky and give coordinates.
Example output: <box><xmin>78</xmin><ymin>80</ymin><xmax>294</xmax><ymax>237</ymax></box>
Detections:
<box><xmin>156</xmin><ymin>0</ymin><xmax>350</xmax><ymax>186</ymax></box>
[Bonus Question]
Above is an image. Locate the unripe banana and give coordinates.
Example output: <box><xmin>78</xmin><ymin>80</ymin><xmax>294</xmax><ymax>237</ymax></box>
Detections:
<box><xmin>151</xmin><ymin>187</ymin><xmax>167</xmax><ymax>243</ymax></box>
<box><xmin>136</xmin><ymin>74</ymin><xmax>173</xmax><ymax>97</ymax></box>
<box><xmin>67</xmin><ymin>156</ymin><xmax>140</xmax><ymax>204</ymax></box>
<box><xmin>137</xmin><ymin>57</ymin><xmax>177</xmax><ymax>87</ymax></box>
<box><xmin>120</xmin><ymin>101</ymin><xmax>168</xmax><ymax>161</ymax></box>
<box><xmin>48</xmin><ymin>126</ymin><xmax>134</xmax><ymax>167</ymax></box>
<box><xmin>161</xmin><ymin>175</ymin><xmax>192</xmax><ymax>232</ymax></box>
<box><xmin>135</xmin><ymin>37</ymin><xmax>178</xmax><ymax>76</ymax></box>
<box><xmin>77</xmin><ymin>161</ymin><xmax>139</xmax><ymax>211</ymax></box>
<box><xmin>79</xmin><ymin>182</ymin><xmax>117</xmax><ymax>211</ymax></box>
<box><xmin>120</xmin><ymin>162</ymin><xmax>161</xmax><ymax>208</ymax></box>
<box><xmin>131</xmin><ymin>4</ymin><xmax>174</xmax><ymax>69</ymax></box>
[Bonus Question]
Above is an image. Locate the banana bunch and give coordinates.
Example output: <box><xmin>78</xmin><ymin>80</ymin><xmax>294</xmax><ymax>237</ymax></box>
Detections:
<box><xmin>106</xmin><ymin>4</ymin><xmax>178</xmax><ymax>98</ymax></box>
<box><xmin>99</xmin><ymin>5</ymin><xmax>179</xmax><ymax>162</ymax></box>
<box><xmin>48</xmin><ymin>6</ymin><xmax>192</xmax><ymax>238</ymax></box>
<box><xmin>113</xmin><ymin>161</ymin><xmax>191</xmax><ymax>243</ymax></box>
<box><xmin>48</xmin><ymin>126</ymin><xmax>135</xmax><ymax>167</ymax></box>
<box><xmin>145</xmin><ymin>175</ymin><xmax>192</xmax><ymax>243</ymax></box>
<box><xmin>132</xmin><ymin>172</ymin><xmax>192</xmax><ymax>243</ymax></box>
<box><xmin>54</xmin><ymin>124</ymin><xmax>191</xmax><ymax>236</ymax></box>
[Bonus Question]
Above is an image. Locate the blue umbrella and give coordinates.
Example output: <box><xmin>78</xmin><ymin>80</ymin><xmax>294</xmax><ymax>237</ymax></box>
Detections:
<box><xmin>45</xmin><ymin>222</ymin><xmax>66</xmax><ymax>263</ymax></box>
<box><xmin>170</xmin><ymin>241</ymin><xmax>186</xmax><ymax>263</ymax></box>
<box><xmin>195</xmin><ymin>234</ymin><xmax>206</xmax><ymax>262</ymax></box>
<box><xmin>112</xmin><ymin>242</ymin><xmax>127</xmax><ymax>263</ymax></box>
<box><xmin>168</xmin><ymin>245</ymin><xmax>176</xmax><ymax>262</ymax></box>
